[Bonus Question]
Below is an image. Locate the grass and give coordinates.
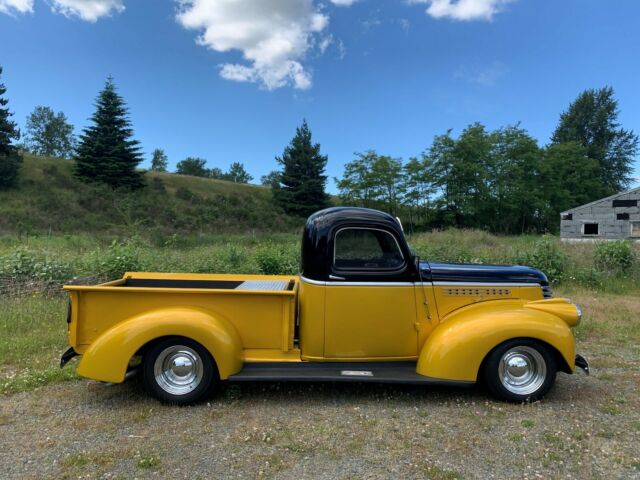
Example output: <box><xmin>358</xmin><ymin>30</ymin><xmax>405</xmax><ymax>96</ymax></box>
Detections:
<box><xmin>0</xmin><ymin>154</ymin><xmax>299</xmax><ymax>238</ymax></box>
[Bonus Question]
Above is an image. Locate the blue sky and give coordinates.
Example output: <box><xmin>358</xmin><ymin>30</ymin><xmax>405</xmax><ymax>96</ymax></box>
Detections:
<box><xmin>1</xmin><ymin>0</ymin><xmax>639</xmax><ymax>191</ymax></box>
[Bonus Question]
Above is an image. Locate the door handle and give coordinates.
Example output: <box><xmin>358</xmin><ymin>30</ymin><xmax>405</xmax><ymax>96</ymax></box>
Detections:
<box><xmin>329</xmin><ymin>275</ymin><xmax>345</xmax><ymax>281</ymax></box>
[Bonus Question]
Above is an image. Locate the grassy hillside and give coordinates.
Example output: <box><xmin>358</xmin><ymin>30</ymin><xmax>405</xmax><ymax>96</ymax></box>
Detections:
<box><xmin>0</xmin><ymin>154</ymin><xmax>300</xmax><ymax>238</ymax></box>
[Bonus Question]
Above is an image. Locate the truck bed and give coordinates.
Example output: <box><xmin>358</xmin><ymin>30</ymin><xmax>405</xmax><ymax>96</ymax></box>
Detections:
<box><xmin>64</xmin><ymin>272</ymin><xmax>299</xmax><ymax>357</ymax></box>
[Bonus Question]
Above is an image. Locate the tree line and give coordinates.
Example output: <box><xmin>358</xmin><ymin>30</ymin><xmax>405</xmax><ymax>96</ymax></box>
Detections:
<box><xmin>336</xmin><ymin>87</ymin><xmax>638</xmax><ymax>234</ymax></box>
<box><xmin>1</xmin><ymin>63</ymin><xmax>638</xmax><ymax>234</ymax></box>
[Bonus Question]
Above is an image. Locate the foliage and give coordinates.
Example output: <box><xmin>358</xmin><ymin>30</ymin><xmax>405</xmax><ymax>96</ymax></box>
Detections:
<box><xmin>176</xmin><ymin>157</ymin><xmax>208</xmax><ymax>177</ymax></box>
<box><xmin>23</xmin><ymin>106</ymin><xmax>76</xmax><ymax>159</ymax></box>
<box><xmin>0</xmin><ymin>65</ymin><xmax>22</xmax><ymax>189</ymax></box>
<box><xmin>551</xmin><ymin>86</ymin><xmax>638</xmax><ymax>196</ymax></box>
<box><xmin>514</xmin><ymin>237</ymin><xmax>568</xmax><ymax>284</ymax></box>
<box><xmin>91</xmin><ymin>240</ymin><xmax>143</xmax><ymax>278</ymax></box>
<box><xmin>273</xmin><ymin>120</ymin><xmax>330</xmax><ymax>217</ymax></box>
<box><xmin>254</xmin><ymin>242</ymin><xmax>299</xmax><ymax>275</ymax></box>
<box><xmin>74</xmin><ymin>77</ymin><xmax>144</xmax><ymax>190</ymax></box>
<box><xmin>0</xmin><ymin>154</ymin><xmax>297</xmax><ymax>236</ymax></box>
<box><xmin>594</xmin><ymin>241</ymin><xmax>636</xmax><ymax>274</ymax></box>
<box><xmin>225</xmin><ymin>161</ymin><xmax>253</xmax><ymax>183</ymax></box>
<box><xmin>261</xmin><ymin>170</ymin><xmax>281</xmax><ymax>189</ymax></box>
<box><xmin>175</xmin><ymin>158</ymin><xmax>252</xmax><ymax>183</ymax></box>
<box><xmin>150</xmin><ymin>148</ymin><xmax>168</xmax><ymax>172</ymax></box>
<box><xmin>336</xmin><ymin>151</ymin><xmax>405</xmax><ymax>215</ymax></box>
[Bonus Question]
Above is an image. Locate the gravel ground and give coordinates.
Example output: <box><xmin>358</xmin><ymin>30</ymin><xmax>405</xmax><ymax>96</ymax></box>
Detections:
<box><xmin>1</xmin><ymin>290</ymin><xmax>639</xmax><ymax>479</ymax></box>
<box><xmin>1</xmin><ymin>360</ymin><xmax>638</xmax><ymax>480</ymax></box>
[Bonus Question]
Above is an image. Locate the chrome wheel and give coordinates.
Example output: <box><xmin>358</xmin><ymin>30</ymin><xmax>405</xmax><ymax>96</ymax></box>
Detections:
<box><xmin>498</xmin><ymin>346</ymin><xmax>547</xmax><ymax>396</ymax></box>
<box><xmin>153</xmin><ymin>345</ymin><xmax>204</xmax><ymax>396</ymax></box>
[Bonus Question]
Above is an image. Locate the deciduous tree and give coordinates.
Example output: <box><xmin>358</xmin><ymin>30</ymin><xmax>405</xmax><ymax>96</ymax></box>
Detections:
<box><xmin>24</xmin><ymin>106</ymin><xmax>75</xmax><ymax>159</ymax></box>
<box><xmin>176</xmin><ymin>157</ymin><xmax>208</xmax><ymax>177</ymax></box>
<box><xmin>150</xmin><ymin>148</ymin><xmax>168</xmax><ymax>172</ymax></box>
<box><xmin>551</xmin><ymin>87</ymin><xmax>638</xmax><ymax>196</ymax></box>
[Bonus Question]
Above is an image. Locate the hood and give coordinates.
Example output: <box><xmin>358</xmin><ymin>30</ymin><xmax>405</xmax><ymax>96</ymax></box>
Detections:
<box><xmin>420</xmin><ymin>261</ymin><xmax>549</xmax><ymax>286</ymax></box>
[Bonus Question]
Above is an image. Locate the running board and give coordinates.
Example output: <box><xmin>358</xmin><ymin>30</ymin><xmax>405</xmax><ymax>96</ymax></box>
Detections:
<box><xmin>228</xmin><ymin>362</ymin><xmax>473</xmax><ymax>387</ymax></box>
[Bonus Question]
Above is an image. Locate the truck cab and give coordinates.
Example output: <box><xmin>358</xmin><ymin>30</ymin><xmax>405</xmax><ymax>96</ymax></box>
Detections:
<box><xmin>62</xmin><ymin>207</ymin><xmax>588</xmax><ymax>404</ymax></box>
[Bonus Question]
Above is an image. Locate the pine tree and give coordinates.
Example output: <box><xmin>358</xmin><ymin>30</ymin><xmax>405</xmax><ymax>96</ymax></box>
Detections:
<box><xmin>75</xmin><ymin>77</ymin><xmax>144</xmax><ymax>189</ymax></box>
<box><xmin>150</xmin><ymin>148</ymin><xmax>168</xmax><ymax>172</ymax></box>
<box><xmin>274</xmin><ymin>120</ymin><xmax>330</xmax><ymax>217</ymax></box>
<box><xmin>0</xmin><ymin>66</ymin><xmax>22</xmax><ymax>189</ymax></box>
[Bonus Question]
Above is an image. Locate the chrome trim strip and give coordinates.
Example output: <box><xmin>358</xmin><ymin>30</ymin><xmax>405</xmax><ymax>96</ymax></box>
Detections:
<box><xmin>432</xmin><ymin>281</ymin><xmax>541</xmax><ymax>287</ymax></box>
<box><xmin>328</xmin><ymin>281</ymin><xmax>415</xmax><ymax>287</ymax></box>
<box><xmin>300</xmin><ymin>276</ymin><xmax>415</xmax><ymax>287</ymax></box>
<box><xmin>300</xmin><ymin>276</ymin><xmax>326</xmax><ymax>286</ymax></box>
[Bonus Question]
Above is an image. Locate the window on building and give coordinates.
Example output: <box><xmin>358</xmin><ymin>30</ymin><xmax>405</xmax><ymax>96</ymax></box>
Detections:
<box><xmin>612</xmin><ymin>199</ymin><xmax>638</xmax><ymax>207</ymax></box>
<box><xmin>583</xmin><ymin>223</ymin><xmax>599</xmax><ymax>235</ymax></box>
<box><xmin>631</xmin><ymin>222</ymin><xmax>640</xmax><ymax>238</ymax></box>
<box><xmin>562</xmin><ymin>213</ymin><xmax>573</xmax><ymax>221</ymax></box>
<box><xmin>617</xmin><ymin>213</ymin><xmax>630</xmax><ymax>220</ymax></box>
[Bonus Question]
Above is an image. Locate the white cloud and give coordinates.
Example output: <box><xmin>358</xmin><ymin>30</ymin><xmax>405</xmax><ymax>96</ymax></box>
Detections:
<box><xmin>0</xmin><ymin>0</ymin><xmax>33</xmax><ymax>15</ymax></box>
<box><xmin>48</xmin><ymin>0</ymin><xmax>124</xmax><ymax>22</ymax></box>
<box><xmin>454</xmin><ymin>61</ymin><xmax>507</xmax><ymax>86</ymax></box>
<box><xmin>176</xmin><ymin>0</ymin><xmax>329</xmax><ymax>90</ymax></box>
<box><xmin>330</xmin><ymin>0</ymin><xmax>358</xmax><ymax>6</ymax></box>
<box><xmin>409</xmin><ymin>0</ymin><xmax>512</xmax><ymax>21</ymax></box>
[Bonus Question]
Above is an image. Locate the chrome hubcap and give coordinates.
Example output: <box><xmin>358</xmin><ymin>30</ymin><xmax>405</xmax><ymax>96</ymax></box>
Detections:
<box><xmin>498</xmin><ymin>346</ymin><xmax>546</xmax><ymax>396</ymax></box>
<box><xmin>154</xmin><ymin>345</ymin><xmax>203</xmax><ymax>396</ymax></box>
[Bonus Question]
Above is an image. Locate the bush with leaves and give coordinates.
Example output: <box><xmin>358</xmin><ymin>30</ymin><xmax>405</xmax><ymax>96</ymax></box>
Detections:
<box><xmin>594</xmin><ymin>241</ymin><xmax>635</xmax><ymax>275</ymax></box>
<box><xmin>515</xmin><ymin>237</ymin><xmax>568</xmax><ymax>284</ymax></box>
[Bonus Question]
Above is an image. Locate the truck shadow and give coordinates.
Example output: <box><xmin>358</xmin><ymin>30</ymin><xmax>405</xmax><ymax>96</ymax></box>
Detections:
<box><xmin>82</xmin><ymin>371</ymin><xmax>590</xmax><ymax>408</ymax></box>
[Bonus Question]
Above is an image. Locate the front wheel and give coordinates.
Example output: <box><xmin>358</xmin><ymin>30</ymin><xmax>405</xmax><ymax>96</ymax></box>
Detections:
<box><xmin>142</xmin><ymin>337</ymin><xmax>218</xmax><ymax>405</ymax></box>
<box><xmin>482</xmin><ymin>339</ymin><xmax>557</xmax><ymax>402</ymax></box>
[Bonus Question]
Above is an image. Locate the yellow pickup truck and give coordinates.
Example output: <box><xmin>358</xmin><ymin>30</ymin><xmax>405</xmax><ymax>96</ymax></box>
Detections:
<box><xmin>62</xmin><ymin>207</ymin><xmax>588</xmax><ymax>404</ymax></box>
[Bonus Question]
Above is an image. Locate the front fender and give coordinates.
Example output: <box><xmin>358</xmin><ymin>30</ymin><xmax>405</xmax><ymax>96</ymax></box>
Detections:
<box><xmin>417</xmin><ymin>301</ymin><xmax>576</xmax><ymax>382</ymax></box>
<box><xmin>76</xmin><ymin>307</ymin><xmax>243</xmax><ymax>383</ymax></box>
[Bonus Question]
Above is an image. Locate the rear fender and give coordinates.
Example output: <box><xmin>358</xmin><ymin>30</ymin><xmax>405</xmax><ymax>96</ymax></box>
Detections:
<box><xmin>417</xmin><ymin>301</ymin><xmax>576</xmax><ymax>382</ymax></box>
<box><xmin>76</xmin><ymin>307</ymin><xmax>243</xmax><ymax>383</ymax></box>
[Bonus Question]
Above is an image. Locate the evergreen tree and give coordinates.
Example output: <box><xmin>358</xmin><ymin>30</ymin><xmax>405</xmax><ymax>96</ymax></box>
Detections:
<box><xmin>551</xmin><ymin>87</ymin><xmax>638</xmax><ymax>196</ymax></box>
<box><xmin>0</xmin><ymin>66</ymin><xmax>22</xmax><ymax>189</ymax></box>
<box><xmin>150</xmin><ymin>148</ymin><xmax>168</xmax><ymax>172</ymax></box>
<box><xmin>274</xmin><ymin>120</ymin><xmax>330</xmax><ymax>217</ymax></box>
<box><xmin>74</xmin><ymin>77</ymin><xmax>144</xmax><ymax>189</ymax></box>
<box><xmin>24</xmin><ymin>106</ymin><xmax>76</xmax><ymax>159</ymax></box>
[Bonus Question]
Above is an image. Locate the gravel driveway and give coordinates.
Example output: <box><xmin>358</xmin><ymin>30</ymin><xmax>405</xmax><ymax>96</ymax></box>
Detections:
<box><xmin>1</xmin><ymin>361</ymin><xmax>638</xmax><ymax>480</ymax></box>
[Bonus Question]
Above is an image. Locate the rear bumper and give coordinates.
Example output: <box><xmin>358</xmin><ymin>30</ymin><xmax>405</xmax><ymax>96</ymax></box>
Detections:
<box><xmin>575</xmin><ymin>354</ymin><xmax>589</xmax><ymax>375</ymax></box>
<box><xmin>60</xmin><ymin>347</ymin><xmax>79</xmax><ymax>368</ymax></box>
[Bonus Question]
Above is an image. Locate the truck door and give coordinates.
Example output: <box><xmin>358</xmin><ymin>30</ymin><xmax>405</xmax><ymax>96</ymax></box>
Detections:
<box><xmin>324</xmin><ymin>227</ymin><xmax>419</xmax><ymax>359</ymax></box>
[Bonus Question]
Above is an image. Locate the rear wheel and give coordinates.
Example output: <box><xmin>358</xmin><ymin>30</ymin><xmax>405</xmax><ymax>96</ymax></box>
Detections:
<box><xmin>142</xmin><ymin>337</ymin><xmax>218</xmax><ymax>405</ymax></box>
<box><xmin>482</xmin><ymin>339</ymin><xmax>557</xmax><ymax>402</ymax></box>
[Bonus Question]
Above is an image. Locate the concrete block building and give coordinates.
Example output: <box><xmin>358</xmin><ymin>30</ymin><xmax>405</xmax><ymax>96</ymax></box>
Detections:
<box><xmin>560</xmin><ymin>187</ymin><xmax>640</xmax><ymax>241</ymax></box>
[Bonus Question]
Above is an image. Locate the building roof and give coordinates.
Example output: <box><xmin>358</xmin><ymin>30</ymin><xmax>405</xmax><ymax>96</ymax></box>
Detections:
<box><xmin>560</xmin><ymin>186</ymin><xmax>640</xmax><ymax>214</ymax></box>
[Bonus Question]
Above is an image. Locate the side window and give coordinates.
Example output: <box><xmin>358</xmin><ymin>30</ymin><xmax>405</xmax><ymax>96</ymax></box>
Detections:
<box><xmin>334</xmin><ymin>228</ymin><xmax>405</xmax><ymax>271</ymax></box>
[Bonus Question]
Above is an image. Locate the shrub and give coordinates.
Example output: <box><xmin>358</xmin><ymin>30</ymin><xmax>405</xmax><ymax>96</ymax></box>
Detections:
<box><xmin>91</xmin><ymin>240</ymin><xmax>143</xmax><ymax>279</ymax></box>
<box><xmin>515</xmin><ymin>237</ymin><xmax>568</xmax><ymax>284</ymax></box>
<box><xmin>254</xmin><ymin>242</ymin><xmax>299</xmax><ymax>275</ymax></box>
<box><xmin>0</xmin><ymin>248</ymin><xmax>73</xmax><ymax>282</ymax></box>
<box><xmin>594</xmin><ymin>241</ymin><xmax>635</xmax><ymax>275</ymax></box>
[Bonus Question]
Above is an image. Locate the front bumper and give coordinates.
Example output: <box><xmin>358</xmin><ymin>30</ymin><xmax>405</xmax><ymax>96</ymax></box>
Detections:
<box><xmin>575</xmin><ymin>354</ymin><xmax>589</xmax><ymax>375</ymax></box>
<box><xmin>60</xmin><ymin>347</ymin><xmax>79</xmax><ymax>368</ymax></box>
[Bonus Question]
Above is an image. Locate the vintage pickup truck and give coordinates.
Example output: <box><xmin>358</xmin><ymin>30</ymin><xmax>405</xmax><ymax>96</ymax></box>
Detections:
<box><xmin>62</xmin><ymin>207</ymin><xmax>588</xmax><ymax>404</ymax></box>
